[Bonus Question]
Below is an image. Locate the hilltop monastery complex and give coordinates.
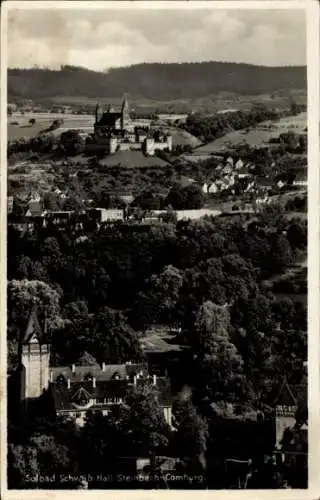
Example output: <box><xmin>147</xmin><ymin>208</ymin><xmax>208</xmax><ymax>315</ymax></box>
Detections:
<box><xmin>86</xmin><ymin>95</ymin><xmax>172</xmax><ymax>155</ymax></box>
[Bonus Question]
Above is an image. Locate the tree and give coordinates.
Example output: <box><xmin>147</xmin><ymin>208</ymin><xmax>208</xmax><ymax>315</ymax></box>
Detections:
<box><xmin>268</xmin><ymin>234</ymin><xmax>293</xmax><ymax>273</ymax></box>
<box><xmin>191</xmin><ymin>301</ymin><xmax>245</xmax><ymax>405</ymax></box>
<box><xmin>173</xmin><ymin>399</ymin><xmax>208</xmax><ymax>475</ymax></box>
<box><xmin>57</xmin><ymin>306</ymin><xmax>143</xmax><ymax>365</ymax></box>
<box><xmin>7</xmin><ymin>279</ymin><xmax>63</xmax><ymax>345</ymax></box>
<box><xmin>165</xmin><ymin>184</ymin><xmax>204</xmax><ymax>210</ymax></box>
<box><xmin>183</xmin><ymin>184</ymin><xmax>204</xmax><ymax>209</ymax></box>
<box><xmin>59</xmin><ymin>130</ymin><xmax>84</xmax><ymax>156</ymax></box>
<box><xmin>119</xmin><ymin>384</ymin><xmax>172</xmax><ymax>459</ymax></box>
<box><xmin>132</xmin><ymin>191</ymin><xmax>162</xmax><ymax>211</ymax></box>
<box><xmin>8</xmin><ymin>443</ymin><xmax>39</xmax><ymax>489</ymax></box>
<box><xmin>136</xmin><ymin>265</ymin><xmax>183</xmax><ymax>327</ymax></box>
<box><xmin>79</xmin><ymin>412</ymin><xmax>122</xmax><ymax>478</ymax></box>
<box><xmin>29</xmin><ymin>434</ymin><xmax>73</xmax><ymax>485</ymax></box>
<box><xmin>286</xmin><ymin>220</ymin><xmax>307</xmax><ymax>251</ymax></box>
<box><xmin>63</xmin><ymin>195</ymin><xmax>84</xmax><ymax>212</ymax></box>
<box><xmin>160</xmin><ymin>209</ymin><xmax>177</xmax><ymax>224</ymax></box>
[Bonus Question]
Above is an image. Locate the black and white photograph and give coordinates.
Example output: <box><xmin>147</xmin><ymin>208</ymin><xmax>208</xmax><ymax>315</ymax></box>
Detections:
<box><xmin>3</xmin><ymin>0</ymin><xmax>312</xmax><ymax>492</ymax></box>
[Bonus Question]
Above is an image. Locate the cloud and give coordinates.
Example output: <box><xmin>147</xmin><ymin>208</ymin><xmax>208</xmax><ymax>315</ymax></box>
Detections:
<box><xmin>7</xmin><ymin>8</ymin><xmax>306</xmax><ymax>70</ymax></box>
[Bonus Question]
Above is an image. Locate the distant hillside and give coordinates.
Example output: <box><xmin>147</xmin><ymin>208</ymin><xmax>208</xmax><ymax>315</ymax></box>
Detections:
<box><xmin>8</xmin><ymin>62</ymin><xmax>306</xmax><ymax>101</ymax></box>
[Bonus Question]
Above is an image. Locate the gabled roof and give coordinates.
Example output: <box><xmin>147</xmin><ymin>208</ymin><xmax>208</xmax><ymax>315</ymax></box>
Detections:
<box><xmin>273</xmin><ymin>377</ymin><xmax>307</xmax><ymax>407</ymax></box>
<box><xmin>51</xmin><ymin>362</ymin><xmax>147</xmax><ymax>383</ymax></box>
<box><xmin>22</xmin><ymin>305</ymin><xmax>46</xmax><ymax>345</ymax></box>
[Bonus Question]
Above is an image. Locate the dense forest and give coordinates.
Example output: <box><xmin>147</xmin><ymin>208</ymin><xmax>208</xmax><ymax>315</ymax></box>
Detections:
<box><xmin>8</xmin><ymin>209</ymin><xmax>307</xmax><ymax>377</ymax></box>
<box><xmin>8</xmin><ymin>62</ymin><xmax>306</xmax><ymax>101</ymax></box>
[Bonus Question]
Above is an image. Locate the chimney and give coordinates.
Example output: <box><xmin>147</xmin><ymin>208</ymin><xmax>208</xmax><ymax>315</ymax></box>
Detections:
<box><xmin>93</xmin><ymin>377</ymin><xmax>96</xmax><ymax>388</ymax></box>
<box><xmin>67</xmin><ymin>378</ymin><xmax>71</xmax><ymax>389</ymax></box>
<box><xmin>72</xmin><ymin>364</ymin><xmax>76</xmax><ymax>374</ymax></box>
<box><xmin>102</xmin><ymin>362</ymin><xmax>106</xmax><ymax>372</ymax></box>
<box><xmin>153</xmin><ymin>374</ymin><xmax>157</xmax><ymax>386</ymax></box>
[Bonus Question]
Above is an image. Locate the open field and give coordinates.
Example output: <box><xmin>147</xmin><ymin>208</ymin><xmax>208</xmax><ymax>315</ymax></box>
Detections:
<box><xmin>195</xmin><ymin>112</ymin><xmax>307</xmax><ymax>154</ymax></box>
<box><xmin>164</xmin><ymin>128</ymin><xmax>202</xmax><ymax>148</ymax></box>
<box><xmin>8</xmin><ymin>112</ymin><xmax>202</xmax><ymax>148</ymax></box>
<box><xmin>48</xmin><ymin>91</ymin><xmax>306</xmax><ymax>113</ymax></box>
<box><xmin>8</xmin><ymin>113</ymin><xmax>95</xmax><ymax>141</ymax></box>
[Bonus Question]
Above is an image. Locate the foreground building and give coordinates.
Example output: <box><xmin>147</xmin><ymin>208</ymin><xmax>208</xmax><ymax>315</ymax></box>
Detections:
<box><xmin>16</xmin><ymin>307</ymin><xmax>172</xmax><ymax>427</ymax></box>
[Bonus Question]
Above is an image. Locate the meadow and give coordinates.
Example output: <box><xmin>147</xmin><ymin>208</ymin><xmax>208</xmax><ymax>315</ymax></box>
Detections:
<box><xmin>195</xmin><ymin>112</ymin><xmax>307</xmax><ymax>154</ymax></box>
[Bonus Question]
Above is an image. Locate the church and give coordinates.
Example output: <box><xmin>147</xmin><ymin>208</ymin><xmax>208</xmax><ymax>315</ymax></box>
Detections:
<box><xmin>86</xmin><ymin>95</ymin><xmax>172</xmax><ymax>156</ymax></box>
<box><xmin>13</xmin><ymin>306</ymin><xmax>173</xmax><ymax>428</ymax></box>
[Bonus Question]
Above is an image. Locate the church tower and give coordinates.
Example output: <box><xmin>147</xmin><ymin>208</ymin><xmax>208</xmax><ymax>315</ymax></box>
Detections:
<box><xmin>20</xmin><ymin>306</ymin><xmax>50</xmax><ymax>409</ymax></box>
<box><xmin>121</xmin><ymin>94</ymin><xmax>130</xmax><ymax>130</ymax></box>
<box><xmin>95</xmin><ymin>103</ymin><xmax>103</xmax><ymax>124</ymax></box>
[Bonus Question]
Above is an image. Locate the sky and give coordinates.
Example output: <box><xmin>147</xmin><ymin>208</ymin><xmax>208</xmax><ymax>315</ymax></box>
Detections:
<box><xmin>7</xmin><ymin>8</ymin><xmax>306</xmax><ymax>70</ymax></box>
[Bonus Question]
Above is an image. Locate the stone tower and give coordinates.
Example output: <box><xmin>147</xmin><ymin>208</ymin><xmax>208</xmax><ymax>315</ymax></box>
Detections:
<box><xmin>95</xmin><ymin>103</ymin><xmax>103</xmax><ymax>124</ymax></box>
<box><xmin>121</xmin><ymin>94</ymin><xmax>130</xmax><ymax>130</ymax></box>
<box><xmin>20</xmin><ymin>306</ymin><xmax>50</xmax><ymax>409</ymax></box>
<box><xmin>273</xmin><ymin>377</ymin><xmax>298</xmax><ymax>448</ymax></box>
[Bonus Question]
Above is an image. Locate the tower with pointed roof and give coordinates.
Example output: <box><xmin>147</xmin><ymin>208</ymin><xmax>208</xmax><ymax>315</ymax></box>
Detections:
<box><xmin>20</xmin><ymin>305</ymin><xmax>50</xmax><ymax>408</ymax></box>
<box><xmin>95</xmin><ymin>103</ymin><xmax>103</xmax><ymax>124</ymax></box>
<box><xmin>121</xmin><ymin>94</ymin><xmax>130</xmax><ymax>130</ymax></box>
<box><xmin>273</xmin><ymin>377</ymin><xmax>300</xmax><ymax>447</ymax></box>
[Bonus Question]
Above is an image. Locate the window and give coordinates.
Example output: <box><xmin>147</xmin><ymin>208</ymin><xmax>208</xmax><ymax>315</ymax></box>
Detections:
<box><xmin>56</xmin><ymin>375</ymin><xmax>67</xmax><ymax>388</ymax></box>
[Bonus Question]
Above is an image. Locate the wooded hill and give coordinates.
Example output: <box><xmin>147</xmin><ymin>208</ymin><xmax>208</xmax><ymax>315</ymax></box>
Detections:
<box><xmin>8</xmin><ymin>62</ymin><xmax>306</xmax><ymax>101</ymax></box>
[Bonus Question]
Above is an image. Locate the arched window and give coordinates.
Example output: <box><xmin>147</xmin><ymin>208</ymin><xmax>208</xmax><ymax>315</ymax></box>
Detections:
<box><xmin>56</xmin><ymin>374</ymin><xmax>67</xmax><ymax>389</ymax></box>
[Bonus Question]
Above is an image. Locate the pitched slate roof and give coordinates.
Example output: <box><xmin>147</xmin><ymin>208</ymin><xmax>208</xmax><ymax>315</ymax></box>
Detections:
<box><xmin>51</xmin><ymin>376</ymin><xmax>171</xmax><ymax>411</ymax></box>
<box><xmin>21</xmin><ymin>305</ymin><xmax>46</xmax><ymax>345</ymax></box>
<box><xmin>51</xmin><ymin>362</ymin><xmax>147</xmax><ymax>383</ymax></box>
<box><xmin>272</xmin><ymin>377</ymin><xmax>307</xmax><ymax>409</ymax></box>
